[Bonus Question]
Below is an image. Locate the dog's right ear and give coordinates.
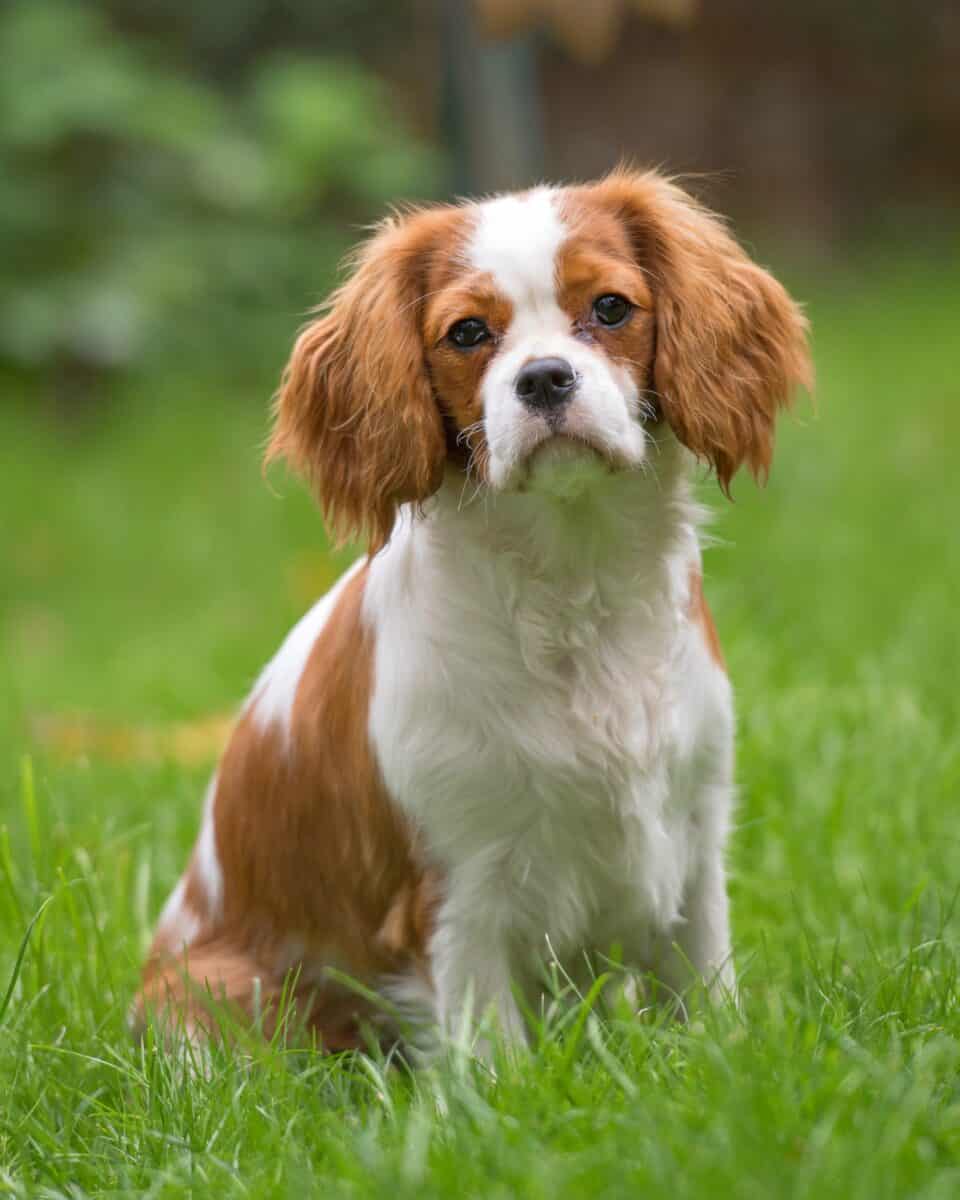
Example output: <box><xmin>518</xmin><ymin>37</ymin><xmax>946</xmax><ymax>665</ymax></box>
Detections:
<box><xmin>591</xmin><ymin>169</ymin><xmax>813</xmax><ymax>493</ymax></box>
<box><xmin>267</xmin><ymin>211</ymin><xmax>453</xmax><ymax>550</ymax></box>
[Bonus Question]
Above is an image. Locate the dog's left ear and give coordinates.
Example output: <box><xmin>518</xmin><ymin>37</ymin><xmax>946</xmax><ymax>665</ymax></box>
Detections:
<box><xmin>267</xmin><ymin>209</ymin><xmax>451</xmax><ymax>550</ymax></box>
<box><xmin>595</xmin><ymin>170</ymin><xmax>813</xmax><ymax>491</ymax></box>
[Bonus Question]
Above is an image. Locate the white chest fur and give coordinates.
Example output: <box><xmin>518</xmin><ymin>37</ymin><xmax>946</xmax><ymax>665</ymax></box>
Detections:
<box><xmin>365</xmin><ymin>453</ymin><xmax>735</xmax><ymax>1027</ymax></box>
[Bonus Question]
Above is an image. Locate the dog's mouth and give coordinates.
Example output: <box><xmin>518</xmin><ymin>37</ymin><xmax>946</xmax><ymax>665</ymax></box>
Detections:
<box><xmin>518</xmin><ymin>433</ymin><xmax>628</xmax><ymax>498</ymax></box>
<box><xmin>525</xmin><ymin>431</ymin><xmax>628</xmax><ymax>474</ymax></box>
<box><xmin>528</xmin><ymin>433</ymin><xmax>602</xmax><ymax>466</ymax></box>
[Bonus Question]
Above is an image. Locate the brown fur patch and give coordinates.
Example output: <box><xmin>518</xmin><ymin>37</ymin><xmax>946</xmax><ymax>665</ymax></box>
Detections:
<box><xmin>135</xmin><ymin>566</ymin><xmax>441</xmax><ymax>1049</ymax></box>
<box><xmin>267</xmin><ymin>207</ymin><xmax>470</xmax><ymax>551</ymax></box>
<box><xmin>423</xmin><ymin>272</ymin><xmax>514</xmax><ymax>486</ymax></box>
<box><xmin>688</xmin><ymin>568</ymin><xmax>726</xmax><ymax>671</ymax></box>
<box><xmin>553</xmin><ymin>213</ymin><xmax>657</xmax><ymax>403</ymax></box>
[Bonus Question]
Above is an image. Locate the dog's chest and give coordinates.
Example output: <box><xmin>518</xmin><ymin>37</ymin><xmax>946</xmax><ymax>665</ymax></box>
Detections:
<box><xmin>368</xmin><ymin>557</ymin><xmax>695</xmax><ymax>952</ymax></box>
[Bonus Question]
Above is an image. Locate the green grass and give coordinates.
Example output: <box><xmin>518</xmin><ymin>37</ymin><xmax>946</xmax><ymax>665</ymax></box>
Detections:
<box><xmin>2</xmin><ymin>252</ymin><xmax>959</xmax><ymax>1197</ymax></box>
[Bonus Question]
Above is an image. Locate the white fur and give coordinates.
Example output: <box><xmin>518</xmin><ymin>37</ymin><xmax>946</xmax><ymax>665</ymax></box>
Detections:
<box><xmin>365</xmin><ymin>438</ymin><xmax>736</xmax><ymax>1043</ymax></box>
<box><xmin>154</xmin><ymin>773</ymin><xmax>222</xmax><ymax>950</ymax></box>
<box><xmin>155</xmin><ymin>878</ymin><xmax>202</xmax><ymax>951</ymax></box>
<box><xmin>195</xmin><ymin>772</ymin><xmax>223</xmax><ymax>918</ymax></box>
<box><xmin>469</xmin><ymin>188</ymin><xmax>566</xmax><ymax>308</ymax></box>
<box><xmin>249</xmin><ymin>557</ymin><xmax>365</xmax><ymax>737</ymax></box>
<box><xmin>469</xmin><ymin>190</ymin><xmax>650</xmax><ymax>490</ymax></box>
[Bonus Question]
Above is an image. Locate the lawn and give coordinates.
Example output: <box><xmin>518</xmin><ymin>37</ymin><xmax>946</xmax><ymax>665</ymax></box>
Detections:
<box><xmin>1</xmin><ymin>251</ymin><xmax>959</xmax><ymax>1197</ymax></box>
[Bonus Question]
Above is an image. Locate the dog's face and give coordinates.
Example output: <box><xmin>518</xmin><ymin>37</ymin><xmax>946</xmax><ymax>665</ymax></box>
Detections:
<box><xmin>424</xmin><ymin>186</ymin><xmax>657</xmax><ymax>493</ymax></box>
<box><xmin>270</xmin><ymin>170</ymin><xmax>812</xmax><ymax>546</ymax></box>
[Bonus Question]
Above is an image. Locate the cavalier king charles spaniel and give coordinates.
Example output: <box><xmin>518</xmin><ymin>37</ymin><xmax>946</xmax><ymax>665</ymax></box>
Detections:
<box><xmin>135</xmin><ymin>168</ymin><xmax>811</xmax><ymax>1053</ymax></box>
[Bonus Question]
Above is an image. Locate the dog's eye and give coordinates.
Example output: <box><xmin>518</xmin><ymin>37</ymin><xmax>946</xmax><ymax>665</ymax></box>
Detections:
<box><xmin>448</xmin><ymin>317</ymin><xmax>491</xmax><ymax>349</ymax></box>
<box><xmin>593</xmin><ymin>294</ymin><xmax>632</xmax><ymax>327</ymax></box>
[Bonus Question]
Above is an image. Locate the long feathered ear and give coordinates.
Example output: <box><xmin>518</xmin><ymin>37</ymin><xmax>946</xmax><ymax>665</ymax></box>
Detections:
<box><xmin>594</xmin><ymin>169</ymin><xmax>813</xmax><ymax>492</ymax></box>
<box><xmin>267</xmin><ymin>211</ymin><xmax>449</xmax><ymax>549</ymax></box>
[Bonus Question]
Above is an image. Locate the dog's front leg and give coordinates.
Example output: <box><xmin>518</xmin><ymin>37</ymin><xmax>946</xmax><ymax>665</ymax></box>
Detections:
<box><xmin>430</xmin><ymin>904</ymin><xmax>527</xmax><ymax>1058</ymax></box>
<box><xmin>656</xmin><ymin>839</ymin><xmax>737</xmax><ymax>1010</ymax></box>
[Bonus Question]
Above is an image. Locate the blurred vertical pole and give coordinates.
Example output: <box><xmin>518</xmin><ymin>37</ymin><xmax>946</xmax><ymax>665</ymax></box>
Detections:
<box><xmin>441</xmin><ymin>0</ymin><xmax>545</xmax><ymax>195</ymax></box>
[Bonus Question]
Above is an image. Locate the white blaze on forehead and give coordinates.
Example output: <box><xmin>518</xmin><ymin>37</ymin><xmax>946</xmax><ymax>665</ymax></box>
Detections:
<box><xmin>468</xmin><ymin>188</ymin><xmax>567</xmax><ymax>307</ymax></box>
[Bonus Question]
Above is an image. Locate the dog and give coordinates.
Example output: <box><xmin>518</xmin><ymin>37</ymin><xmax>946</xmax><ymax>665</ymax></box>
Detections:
<box><xmin>134</xmin><ymin>168</ymin><xmax>811</xmax><ymax>1053</ymax></box>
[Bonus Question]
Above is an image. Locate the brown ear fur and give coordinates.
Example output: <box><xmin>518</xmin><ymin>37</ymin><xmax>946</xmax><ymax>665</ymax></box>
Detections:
<box><xmin>267</xmin><ymin>210</ymin><xmax>453</xmax><ymax>549</ymax></box>
<box><xmin>594</xmin><ymin>169</ymin><xmax>813</xmax><ymax>491</ymax></box>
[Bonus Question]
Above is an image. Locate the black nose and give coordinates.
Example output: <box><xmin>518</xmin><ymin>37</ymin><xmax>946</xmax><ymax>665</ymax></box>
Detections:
<box><xmin>515</xmin><ymin>357</ymin><xmax>577</xmax><ymax>412</ymax></box>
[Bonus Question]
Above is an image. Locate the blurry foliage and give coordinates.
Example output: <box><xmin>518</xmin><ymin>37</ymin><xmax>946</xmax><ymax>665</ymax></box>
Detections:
<box><xmin>103</xmin><ymin>0</ymin><xmax>412</xmax><ymax>79</ymax></box>
<box><xmin>0</xmin><ymin>0</ymin><xmax>440</xmax><ymax>396</ymax></box>
<box><xmin>477</xmin><ymin>0</ymin><xmax>698</xmax><ymax>63</ymax></box>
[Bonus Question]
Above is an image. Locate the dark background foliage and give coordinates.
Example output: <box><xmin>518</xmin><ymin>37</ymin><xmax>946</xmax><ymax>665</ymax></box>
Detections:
<box><xmin>2</xmin><ymin>0</ymin><xmax>957</xmax><ymax>411</ymax></box>
<box><xmin>0</xmin><ymin>0</ymin><xmax>437</xmax><ymax>405</ymax></box>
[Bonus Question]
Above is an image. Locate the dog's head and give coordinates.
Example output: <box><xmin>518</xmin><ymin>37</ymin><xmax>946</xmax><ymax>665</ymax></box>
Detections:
<box><xmin>269</xmin><ymin>169</ymin><xmax>812</xmax><ymax>547</ymax></box>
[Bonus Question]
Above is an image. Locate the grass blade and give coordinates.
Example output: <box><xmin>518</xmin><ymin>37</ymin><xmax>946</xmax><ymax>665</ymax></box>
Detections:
<box><xmin>0</xmin><ymin>894</ymin><xmax>54</xmax><ymax>1026</ymax></box>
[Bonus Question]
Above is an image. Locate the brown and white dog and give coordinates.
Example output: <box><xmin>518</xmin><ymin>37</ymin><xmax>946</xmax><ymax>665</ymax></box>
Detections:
<box><xmin>135</xmin><ymin>169</ymin><xmax>811</xmax><ymax>1053</ymax></box>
